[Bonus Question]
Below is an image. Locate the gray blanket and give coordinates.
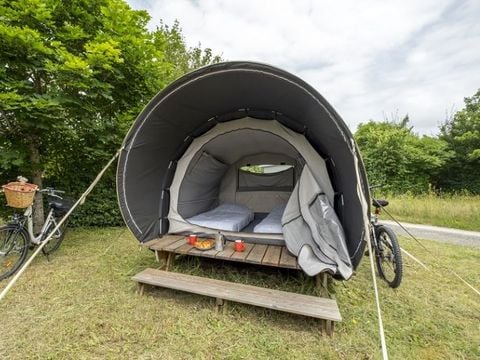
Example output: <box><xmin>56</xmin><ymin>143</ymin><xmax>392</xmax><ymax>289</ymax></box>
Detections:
<box><xmin>282</xmin><ymin>166</ymin><xmax>353</xmax><ymax>279</ymax></box>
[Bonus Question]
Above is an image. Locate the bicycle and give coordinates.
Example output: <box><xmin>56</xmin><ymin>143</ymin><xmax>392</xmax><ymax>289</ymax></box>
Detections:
<box><xmin>0</xmin><ymin>187</ymin><xmax>73</xmax><ymax>280</ymax></box>
<box><xmin>369</xmin><ymin>185</ymin><xmax>403</xmax><ymax>288</ymax></box>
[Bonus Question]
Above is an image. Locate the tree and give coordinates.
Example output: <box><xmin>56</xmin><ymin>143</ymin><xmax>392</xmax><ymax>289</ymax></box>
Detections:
<box><xmin>355</xmin><ymin>118</ymin><xmax>452</xmax><ymax>193</ymax></box>
<box><xmin>0</xmin><ymin>0</ymin><xmax>220</xmax><ymax>229</ymax></box>
<box><xmin>155</xmin><ymin>20</ymin><xmax>223</xmax><ymax>80</ymax></box>
<box><xmin>439</xmin><ymin>89</ymin><xmax>480</xmax><ymax>193</ymax></box>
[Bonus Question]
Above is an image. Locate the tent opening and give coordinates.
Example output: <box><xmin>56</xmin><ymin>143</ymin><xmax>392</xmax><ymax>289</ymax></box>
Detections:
<box><xmin>167</xmin><ymin>117</ymin><xmax>337</xmax><ymax>247</ymax></box>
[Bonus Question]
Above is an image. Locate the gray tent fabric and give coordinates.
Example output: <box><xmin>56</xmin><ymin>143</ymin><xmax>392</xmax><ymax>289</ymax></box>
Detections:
<box><xmin>282</xmin><ymin>166</ymin><xmax>352</xmax><ymax>278</ymax></box>
<box><xmin>116</xmin><ymin>61</ymin><xmax>371</xmax><ymax>279</ymax></box>
<box><xmin>178</xmin><ymin>151</ymin><xmax>228</xmax><ymax>218</ymax></box>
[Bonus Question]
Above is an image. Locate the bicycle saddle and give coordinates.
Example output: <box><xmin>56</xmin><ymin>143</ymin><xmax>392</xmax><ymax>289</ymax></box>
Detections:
<box><xmin>372</xmin><ymin>199</ymin><xmax>389</xmax><ymax>208</ymax></box>
<box><xmin>48</xmin><ymin>198</ymin><xmax>73</xmax><ymax>211</ymax></box>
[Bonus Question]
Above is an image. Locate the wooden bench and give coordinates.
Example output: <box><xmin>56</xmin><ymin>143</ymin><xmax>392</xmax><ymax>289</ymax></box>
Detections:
<box><xmin>133</xmin><ymin>268</ymin><xmax>341</xmax><ymax>335</ymax></box>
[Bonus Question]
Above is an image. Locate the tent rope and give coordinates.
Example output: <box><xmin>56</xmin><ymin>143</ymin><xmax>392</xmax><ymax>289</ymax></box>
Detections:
<box><xmin>351</xmin><ymin>140</ymin><xmax>389</xmax><ymax>359</ymax></box>
<box><xmin>380</xmin><ymin>204</ymin><xmax>480</xmax><ymax>297</ymax></box>
<box><xmin>380</xmin><ymin>206</ymin><xmax>429</xmax><ymax>251</ymax></box>
<box><xmin>400</xmin><ymin>248</ymin><xmax>429</xmax><ymax>270</ymax></box>
<box><xmin>0</xmin><ymin>148</ymin><xmax>122</xmax><ymax>303</ymax></box>
<box><xmin>366</xmin><ymin>227</ymin><xmax>389</xmax><ymax>360</ymax></box>
<box><xmin>402</xmin><ymin>246</ymin><xmax>480</xmax><ymax>296</ymax></box>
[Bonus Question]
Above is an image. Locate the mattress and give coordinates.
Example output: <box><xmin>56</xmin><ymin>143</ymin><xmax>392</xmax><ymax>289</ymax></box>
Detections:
<box><xmin>253</xmin><ymin>204</ymin><xmax>286</xmax><ymax>233</ymax></box>
<box><xmin>186</xmin><ymin>203</ymin><xmax>254</xmax><ymax>232</ymax></box>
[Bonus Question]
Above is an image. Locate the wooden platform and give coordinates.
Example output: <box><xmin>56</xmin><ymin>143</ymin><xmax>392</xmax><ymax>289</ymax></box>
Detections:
<box><xmin>133</xmin><ymin>268</ymin><xmax>340</xmax><ymax>335</ymax></box>
<box><xmin>142</xmin><ymin>235</ymin><xmax>299</xmax><ymax>270</ymax></box>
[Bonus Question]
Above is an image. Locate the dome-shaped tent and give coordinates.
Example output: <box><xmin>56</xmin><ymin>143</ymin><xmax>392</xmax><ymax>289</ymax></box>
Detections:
<box><xmin>117</xmin><ymin>61</ymin><xmax>370</xmax><ymax>280</ymax></box>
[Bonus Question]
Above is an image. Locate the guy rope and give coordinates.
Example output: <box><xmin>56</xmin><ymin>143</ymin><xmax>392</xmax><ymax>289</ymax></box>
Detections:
<box><xmin>0</xmin><ymin>148</ymin><xmax>122</xmax><ymax>303</ymax></box>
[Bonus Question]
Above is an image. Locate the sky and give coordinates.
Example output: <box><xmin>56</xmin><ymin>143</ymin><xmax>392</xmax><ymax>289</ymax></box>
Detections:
<box><xmin>127</xmin><ymin>0</ymin><xmax>480</xmax><ymax>135</ymax></box>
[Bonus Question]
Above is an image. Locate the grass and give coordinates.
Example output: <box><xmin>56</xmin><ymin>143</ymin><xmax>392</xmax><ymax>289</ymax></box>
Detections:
<box><xmin>380</xmin><ymin>193</ymin><xmax>480</xmax><ymax>231</ymax></box>
<box><xmin>0</xmin><ymin>227</ymin><xmax>479</xmax><ymax>359</ymax></box>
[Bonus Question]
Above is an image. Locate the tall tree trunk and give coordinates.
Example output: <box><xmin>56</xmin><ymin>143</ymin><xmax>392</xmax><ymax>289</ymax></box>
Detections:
<box><xmin>29</xmin><ymin>141</ymin><xmax>44</xmax><ymax>234</ymax></box>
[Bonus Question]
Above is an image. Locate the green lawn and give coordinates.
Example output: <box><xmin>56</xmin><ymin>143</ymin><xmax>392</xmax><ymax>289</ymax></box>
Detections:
<box><xmin>1</xmin><ymin>228</ymin><xmax>479</xmax><ymax>359</ymax></box>
<box><xmin>382</xmin><ymin>194</ymin><xmax>480</xmax><ymax>232</ymax></box>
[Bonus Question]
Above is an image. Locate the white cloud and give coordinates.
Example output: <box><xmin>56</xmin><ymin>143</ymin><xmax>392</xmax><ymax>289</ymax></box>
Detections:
<box><xmin>128</xmin><ymin>0</ymin><xmax>480</xmax><ymax>134</ymax></box>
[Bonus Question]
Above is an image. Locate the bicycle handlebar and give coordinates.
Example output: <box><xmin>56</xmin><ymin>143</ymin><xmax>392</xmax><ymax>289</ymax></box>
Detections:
<box><xmin>39</xmin><ymin>187</ymin><xmax>65</xmax><ymax>197</ymax></box>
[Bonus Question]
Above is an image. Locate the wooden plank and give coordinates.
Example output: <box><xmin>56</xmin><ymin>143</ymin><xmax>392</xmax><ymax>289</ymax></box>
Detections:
<box><xmin>132</xmin><ymin>268</ymin><xmax>341</xmax><ymax>322</ymax></box>
<box><xmin>215</xmin><ymin>243</ymin><xmax>236</xmax><ymax>260</ymax></box>
<box><xmin>245</xmin><ymin>244</ymin><xmax>268</xmax><ymax>264</ymax></box>
<box><xmin>230</xmin><ymin>242</ymin><xmax>254</xmax><ymax>261</ymax></box>
<box><xmin>149</xmin><ymin>235</ymin><xmax>184</xmax><ymax>251</ymax></box>
<box><xmin>141</xmin><ymin>238</ymin><xmax>162</xmax><ymax>248</ymax></box>
<box><xmin>174</xmin><ymin>243</ymin><xmax>194</xmax><ymax>255</ymax></box>
<box><xmin>164</xmin><ymin>238</ymin><xmax>187</xmax><ymax>252</ymax></box>
<box><xmin>278</xmin><ymin>247</ymin><xmax>297</xmax><ymax>269</ymax></box>
<box><xmin>188</xmin><ymin>247</ymin><xmax>219</xmax><ymax>258</ymax></box>
<box><xmin>262</xmin><ymin>245</ymin><xmax>282</xmax><ymax>266</ymax></box>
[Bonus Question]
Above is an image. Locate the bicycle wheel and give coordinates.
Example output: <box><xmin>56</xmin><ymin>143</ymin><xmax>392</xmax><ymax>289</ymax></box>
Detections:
<box><xmin>374</xmin><ymin>225</ymin><xmax>403</xmax><ymax>288</ymax></box>
<box><xmin>42</xmin><ymin>216</ymin><xmax>68</xmax><ymax>256</ymax></box>
<box><xmin>0</xmin><ymin>225</ymin><xmax>29</xmax><ymax>281</ymax></box>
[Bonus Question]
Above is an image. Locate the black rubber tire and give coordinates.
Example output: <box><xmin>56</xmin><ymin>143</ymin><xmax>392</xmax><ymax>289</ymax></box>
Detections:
<box><xmin>374</xmin><ymin>225</ymin><xmax>403</xmax><ymax>288</ymax></box>
<box><xmin>0</xmin><ymin>225</ymin><xmax>29</xmax><ymax>281</ymax></box>
<box><xmin>42</xmin><ymin>216</ymin><xmax>68</xmax><ymax>256</ymax></box>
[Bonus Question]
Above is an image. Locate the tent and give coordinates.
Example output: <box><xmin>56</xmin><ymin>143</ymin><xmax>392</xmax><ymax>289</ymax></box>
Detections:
<box><xmin>116</xmin><ymin>61</ymin><xmax>370</xmax><ymax>280</ymax></box>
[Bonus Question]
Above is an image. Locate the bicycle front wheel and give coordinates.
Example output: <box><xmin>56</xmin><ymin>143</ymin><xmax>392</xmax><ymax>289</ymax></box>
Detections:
<box><xmin>0</xmin><ymin>225</ymin><xmax>29</xmax><ymax>281</ymax></box>
<box><xmin>42</xmin><ymin>216</ymin><xmax>68</xmax><ymax>256</ymax></box>
<box><xmin>374</xmin><ymin>225</ymin><xmax>403</xmax><ymax>288</ymax></box>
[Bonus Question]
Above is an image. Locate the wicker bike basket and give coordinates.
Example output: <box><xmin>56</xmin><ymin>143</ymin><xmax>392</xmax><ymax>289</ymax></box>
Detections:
<box><xmin>2</xmin><ymin>182</ymin><xmax>38</xmax><ymax>208</ymax></box>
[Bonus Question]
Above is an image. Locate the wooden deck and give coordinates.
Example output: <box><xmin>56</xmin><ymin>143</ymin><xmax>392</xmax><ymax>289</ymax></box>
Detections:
<box><xmin>133</xmin><ymin>268</ymin><xmax>340</xmax><ymax>335</ymax></box>
<box><xmin>142</xmin><ymin>235</ymin><xmax>299</xmax><ymax>270</ymax></box>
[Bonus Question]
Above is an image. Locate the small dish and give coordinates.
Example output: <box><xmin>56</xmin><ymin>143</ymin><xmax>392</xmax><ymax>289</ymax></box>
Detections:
<box><xmin>194</xmin><ymin>239</ymin><xmax>215</xmax><ymax>251</ymax></box>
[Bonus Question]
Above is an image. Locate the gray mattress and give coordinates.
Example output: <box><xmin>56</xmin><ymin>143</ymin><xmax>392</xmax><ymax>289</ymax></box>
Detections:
<box><xmin>253</xmin><ymin>204</ymin><xmax>286</xmax><ymax>233</ymax></box>
<box><xmin>186</xmin><ymin>203</ymin><xmax>254</xmax><ymax>232</ymax></box>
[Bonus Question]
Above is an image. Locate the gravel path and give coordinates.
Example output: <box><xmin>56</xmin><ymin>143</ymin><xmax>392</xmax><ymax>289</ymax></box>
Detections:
<box><xmin>380</xmin><ymin>220</ymin><xmax>480</xmax><ymax>248</ymax></box>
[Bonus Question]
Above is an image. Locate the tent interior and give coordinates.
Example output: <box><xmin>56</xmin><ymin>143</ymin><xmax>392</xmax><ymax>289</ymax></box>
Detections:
<box><xmin>168</xmin><ymin>117</ymin><xmax>335</xmax><ymax>247</ymax></box>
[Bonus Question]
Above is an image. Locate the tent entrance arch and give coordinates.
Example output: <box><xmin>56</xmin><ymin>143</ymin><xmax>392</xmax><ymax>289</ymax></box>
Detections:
<box><xmin>167</xmin><ymin>117</ymin><xmax>335</xmax><ymax>236</ymax></box>
<box><xmin>116</xmin><ymin>61</ymin><xmax>371</xmax><ymax>280</ymax></box>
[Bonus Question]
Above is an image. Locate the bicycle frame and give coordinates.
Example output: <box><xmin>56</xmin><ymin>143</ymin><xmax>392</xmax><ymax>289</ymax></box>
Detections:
<box><xmin>23</xmin><ymin>206</ymin><xmax>58</xmax><ymax>245</ymax></box>
<box><xmin>369</xmin><ymin>208</ymin><xmax>381</xmax><ymax>251</ymax></box>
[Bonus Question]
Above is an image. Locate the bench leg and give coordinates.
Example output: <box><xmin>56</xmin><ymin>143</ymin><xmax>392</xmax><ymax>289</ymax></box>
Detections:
<box><xmin>320</xmin><ymin>319</ymin><xmax>334</xmax><ymax>336</ymax></box>
<box><xmin>316</xmin><ymin>273</ymin><xmax>334</xmax><ymax>298</ymax></box>
<box><xmin>215</xmin><ymin>298</ymin><xmax>227</xmax><ymax>314</ymax></box>
<box><xmin>325</xmin><ymin>320</ymin><xmax>334</xmax><ymax>337</ymax></box>
<box><xmin>137</xmin><ymin>283</ymin><xmax>145</xmax><ymax>296</ymax></box>
<box><xmin>156</xmin><ymin>251</ymin><xmax>169</xmax><ymax>269</ymax></box>
<box><xmin>316</xmin><ymin>273</ymin><xmax>328</xmax><ymax>298</ymax></box>
<box><xmin>165</xmin><ymin>253</ymin><xmax>175</xmax><ymax>271</ymax></box>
